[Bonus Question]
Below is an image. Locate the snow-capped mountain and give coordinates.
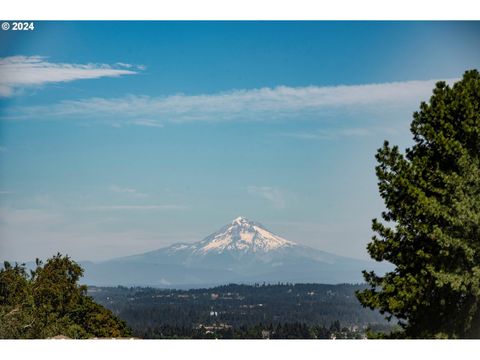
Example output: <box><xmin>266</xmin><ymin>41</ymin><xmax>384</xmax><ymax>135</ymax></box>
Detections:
<box><xmin>81</xmin><ymin>217</ymin><xmax>391</xmax><ymax>287</ymax></box>
<box><xmin>171</xmin><ymin>216</ymin><xmax>295</xmax><ymax>255</ymax></box>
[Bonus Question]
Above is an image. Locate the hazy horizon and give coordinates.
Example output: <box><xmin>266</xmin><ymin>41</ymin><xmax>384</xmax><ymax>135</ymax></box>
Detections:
<box><xmin>1</xmin><ymin>22</ymin><xmax>480</xmax><ymax>262</ymax></box>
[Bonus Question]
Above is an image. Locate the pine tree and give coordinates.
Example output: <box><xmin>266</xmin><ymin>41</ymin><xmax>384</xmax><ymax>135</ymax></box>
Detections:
<box><xmin>356</xmin><ymin>70</ymin><xmax>480</xmax><ymax>338</ymax></box>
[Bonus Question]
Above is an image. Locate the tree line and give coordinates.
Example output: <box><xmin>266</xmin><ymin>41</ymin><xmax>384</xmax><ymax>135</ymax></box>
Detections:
<box><xmin>89</xmin><ymin>283</ymin><xmax>389</xmax><ymax>333</ymax></box>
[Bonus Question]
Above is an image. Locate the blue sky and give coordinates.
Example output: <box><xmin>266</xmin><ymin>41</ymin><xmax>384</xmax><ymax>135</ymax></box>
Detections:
<box><xmin>1</xmin><ymin>21</ymin><xmax>479</xmax><ymax>261</ymax></box>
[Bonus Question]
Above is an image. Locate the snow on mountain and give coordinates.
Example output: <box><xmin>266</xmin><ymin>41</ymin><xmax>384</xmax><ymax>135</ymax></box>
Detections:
<box><xmin>177</xmin><ymin>216</ymin><xmax>296</xmax><ymax>255</ymax></box>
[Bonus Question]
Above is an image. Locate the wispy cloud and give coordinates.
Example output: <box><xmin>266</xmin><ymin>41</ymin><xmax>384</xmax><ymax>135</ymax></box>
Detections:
<box><xmin>277</xmin><ymin>126</ymin><xmax>401</xmax><ymax>140</ymax></box>
<box><xmin>86</xmin><ymin>205</ymin><xmax>188</xmax><ymax>211</ymax></box>
<box><xmin>247</xmin><ymin>186</ymin><xmax>287</xmax><ymax>209</ymax></box>
<box><xmin>108</xmin><ymin>185</ymin><xmax>148</xmax><ymax>198</ymax></box>
<box><xmin>127</xmin><ymin>119</ymin><xmax>165</xmax><ymax>128</ymax></box>
<box><xmin>0</xmin><ymin>56</ymin><xmax>142</xmax><ymax>97</ymax></box>
<box><xmin>1</xmin><ymin>78</ymin><xmax>457</xmax><ymax>125</ymax></box>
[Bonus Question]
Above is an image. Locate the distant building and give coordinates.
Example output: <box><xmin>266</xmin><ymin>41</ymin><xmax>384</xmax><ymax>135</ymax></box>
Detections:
<box><xmin>197</xmin><ymin>323</ymin><xmax>232</xmax><ymax>333</ymax></box>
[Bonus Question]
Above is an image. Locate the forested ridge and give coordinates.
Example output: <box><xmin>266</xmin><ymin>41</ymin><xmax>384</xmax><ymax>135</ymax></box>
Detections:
<box><xmin>89</xmin><ymin>283</ymin><xmax>394</xmax><ymax>339</ymax></box>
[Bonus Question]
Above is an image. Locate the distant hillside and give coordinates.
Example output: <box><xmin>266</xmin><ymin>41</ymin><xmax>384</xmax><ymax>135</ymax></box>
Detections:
<box><xmin>89</xmin><ymin>283</ymin><xmax>394</xmax><ymax>338</ymax></box>
<box><xmin>82</xmin><ymin>217</ymin><xmax>391</xmax><ymax>286</ymax></box>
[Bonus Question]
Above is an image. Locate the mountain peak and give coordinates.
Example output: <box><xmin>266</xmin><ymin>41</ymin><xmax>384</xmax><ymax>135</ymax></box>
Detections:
<box><xmin>232</xmin><ymin>216</ymin><xmax>249</xmax><ymax>225</ymax></box>
<box><xmin>194</xmin><ymin>217</ymin><xmax>296</xmax><ymax>254</ymax></box>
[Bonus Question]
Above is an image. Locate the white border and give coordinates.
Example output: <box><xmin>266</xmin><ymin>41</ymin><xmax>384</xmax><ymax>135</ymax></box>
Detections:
<box><xmin>1</xmin><ymin>0</ymin><xmax>480</xmax><ymax>20</ymax></box>
<box><xmin>1</xmin><ymin>1</ymin><xmax>480</xmax><ymax>358</ymax></box>
<box><xmin>2</xmin><ymin>339</ymin><xmax>480</xmax><ymax>360</ymax></box>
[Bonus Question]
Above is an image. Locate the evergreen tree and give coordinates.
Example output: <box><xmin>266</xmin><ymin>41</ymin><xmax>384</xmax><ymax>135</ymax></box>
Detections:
<box><xmin>356</xmin><ymin>70</ymin><xmax>480</xmax><ymax>338</ymax></box>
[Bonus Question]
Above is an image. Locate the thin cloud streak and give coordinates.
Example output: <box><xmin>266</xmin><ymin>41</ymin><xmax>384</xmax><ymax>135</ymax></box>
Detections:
<box><xmin>0</xmin><ymin>56</ymin><xmax>141</xmax><ymax>97</ymax></box>
<box><xmin>86</xmin><ymin>205</ymin><xmax>188</xmax><ymax>211</ymax></box>
<box><xmin>108</xmin><ymin>185</ymin><xmax>148</xmax><ymax>198</ymax></box>
<box><xmin>247</xmin><ymin>186</ymin><xmax>287</xmax><ymax>209</ymax></box>
<box><xmin>1</xmin><ymin>78</ymin><xmax>457</xmax><ymax>125</ymax></box>
<box><xmin>277</xmin><ymin>126</ymin><xmax>402</xmax><ymax>140</ymax></box>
